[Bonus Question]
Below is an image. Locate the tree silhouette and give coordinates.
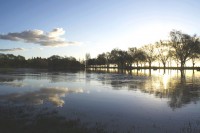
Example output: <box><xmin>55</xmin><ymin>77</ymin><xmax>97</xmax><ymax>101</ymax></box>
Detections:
<box><xmin>170</xmin><ymin>30</ymin><xmax>200</xmax><ymax>69</ymax></box>
<box><xmin>156</xmin><ymin>40</ymin><xmax>170</xmax><ymax>69</ymax></box>
<box><xmin>136</xmin><ymin>50</ymin><xmax>147</xmax><ymax>67</ymax></box>
<box><xmin>85</xmin><ymin>53</ymin><xmax>91</xmax><ymax>68</ymax></box>
<box><xmin>0</xmin><ymin>54</ymin><xmax>84</xmax><ymax>70</ymax></box>
<box><xmin>128</xmin><ymin>47</ymin><xmax>137</xmax><ymax>67</ymax></box>
<box><xmin>110</xmin><ymin>48</ymin><xmax>128</xmax><ymax>69</ymax></box>
<box><xmin>190</xmin><ymin>53</ymin><xmax>199</xmax><ymax>69</ymax></box>
<box><xmin>1</xmin><ymin>29</ymin><xmax>200</xmax><ymax>70</ymax></box>
<box><xmin>105</xmin><ymin>52</ymin><xmax>111</xmax><ymax>68</ymax></box>
<box><xmin>141</xmin><ymin>44</ymin><xmax>156</xmax><ymax>68</ymax></box>
<box><xmin>96</xmin><ymin>53</ymin><xmax>106</xmax><ymax>66</ymax></box>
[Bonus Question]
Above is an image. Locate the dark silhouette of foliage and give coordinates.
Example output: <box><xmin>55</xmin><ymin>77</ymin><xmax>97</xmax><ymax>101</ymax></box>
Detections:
<box><xmin>0</xmin><ymin>54</ymin><xmax>26</xmax><ymax>68</ymax></box>
<box><xmin>87</xmin><ymin>58</ymin><xmax>97</xmax><ymax>66</ymax></box>
<box><xmin>127</xmin><ymin>47</ymin><xmax>137</xmax><ymax>67</ymax></box>
<box><xmin>170</xmin><ymin>30</ymin><xmax>200</xmax><ymax>69</ymax></box>
<box><xmin>1</xmin><ymin>30</ymin><xmax>200</xmax><ymax>70</ymax></box>
<box><xmin>0</xmin><ymin>54</ymin><xmax>84</xmax><ymax>70</ymax></box>
<box><xmin>27</xmin><ymin>57</ymin><xmax>48</xmax><ymax>68</ymax></box>
<box><xmin>110</xmin><ymin>48</ymin><xmax>129</xmax><ymax>68</ymax></box>
<box><xmin>156</xmin><ymin>40</ymin><xmax>170</xmax><ymax>69</ymax></box>
<box><xmin>85</xmin><ymin>53</ymin><xmax>91</xmax><ymax>67</ymax></box>
<box><xmin>85</xmin><ymin>30</ymin><xmax>200</xmax><ymax>70</ymax></box>
<box><xmin>96</xmin><ymin>53</ymin><xmax>107</xmax><ymax>65</ymax></box>
<box><xmin>128</xmin><ymin>47</ymin><xmax>146</xmax><ymax>67</ymax></box>
<box><xmin>141</xmin><ymin>44</ymin><xmax>157</xmax><ymax>68</ymax></box>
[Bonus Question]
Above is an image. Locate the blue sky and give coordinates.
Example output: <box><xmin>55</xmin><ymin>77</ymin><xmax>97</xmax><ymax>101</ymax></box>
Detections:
<box><xmin>0</xmin><ymin>0</ymin><xmax>200</xmax><ymax>59</ymax></box>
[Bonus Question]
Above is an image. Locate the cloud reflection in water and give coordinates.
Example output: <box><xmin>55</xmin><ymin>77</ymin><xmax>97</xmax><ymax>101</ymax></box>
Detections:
<box><xmin>0</xmin><ymin>87</ymin><xmax>84</xmax><ymax>107</ymax></box>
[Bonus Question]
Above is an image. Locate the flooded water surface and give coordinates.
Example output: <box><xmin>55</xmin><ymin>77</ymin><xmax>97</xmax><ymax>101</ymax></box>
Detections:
<box><xmin>0</xmin><ymin>69</ymin><xmax>200</xmax><ymax>133</ymax></box>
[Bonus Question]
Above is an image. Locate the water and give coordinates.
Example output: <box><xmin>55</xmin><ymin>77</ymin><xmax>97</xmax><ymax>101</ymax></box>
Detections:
<box><xmin>0</xmin><ymin>68</ymin><xmax>200</xmax><ymax>133</ymax></box>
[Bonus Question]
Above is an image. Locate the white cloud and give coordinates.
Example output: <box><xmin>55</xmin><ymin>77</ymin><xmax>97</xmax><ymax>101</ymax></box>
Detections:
<box><xmin>0</xmin><ymin>28</ymin><xmax>80</xmax><ymax>47</ymax></box>
<box><xmin>48</xmin><ymin>28</ymin><xmax>65</xmax><ymax>37</ymax></box>
<box><xmin>0</xmin><ymin>48</ymin><xmax>24</xmax><ymax>52</ymax></box>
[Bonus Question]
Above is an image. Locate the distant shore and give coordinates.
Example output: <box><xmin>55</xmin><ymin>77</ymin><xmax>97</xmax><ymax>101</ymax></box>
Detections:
<box><xmin>86</xmin><ymin>66</ymin><xmax>200</xmax><ymax>71</ymax></box>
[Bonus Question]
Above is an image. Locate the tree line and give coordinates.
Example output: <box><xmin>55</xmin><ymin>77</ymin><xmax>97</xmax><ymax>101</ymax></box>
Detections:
<box><xmin>86</xmin><ymin>30</ymin><xmax>200</xmax><ymax>70</ymax></box>
<box><xmin>1</xmin><ymin>30</ymin><xmax>200</xmax><ymax>70</ymax></box>
<box><xmin>0</xmin><ymin>54</ymin><xmax>84</xmax><ymax>70</ymax></box>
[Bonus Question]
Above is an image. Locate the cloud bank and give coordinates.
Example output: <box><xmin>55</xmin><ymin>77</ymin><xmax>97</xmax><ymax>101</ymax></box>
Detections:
<box><xmin>0</xmin><ymin>28</ymin><xmax>79</xmax><ymax>47</ymax></box>
<box><xmin>0</xmin><ymin>48</ymin><xmax>24</xmax><ymax>52</ymax></box>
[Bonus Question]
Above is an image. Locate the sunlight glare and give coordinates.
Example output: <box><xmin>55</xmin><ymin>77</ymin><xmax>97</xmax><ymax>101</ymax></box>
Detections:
<box><xmin>163</xmin><ymin>74</ymin><xmax>169</xmax><ymax>90</ymax></box>
<box><xmin>132</xmin><ymin>22</ymin><xmax>172</xmax><ymax>46</ymax></box>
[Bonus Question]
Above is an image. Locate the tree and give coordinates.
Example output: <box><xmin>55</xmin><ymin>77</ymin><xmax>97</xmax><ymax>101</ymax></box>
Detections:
<box><xmin>15</xmin><ymin>55</ymin><xmax>26</xmax><ymax>67</ymax></box>
<box><xmin>110</xmin><ymin>48</ymin><xmax>128</xmax><ymax>69</ymax></box>
<box><xmin>48</xmin><ymin>55</ymin><xmax>63</xmax><ymax>69</ymax></box>
<box><xmin>96</xmin><ymin>53</ymin><xmax>106</xmax><ymax>66</ymax></box>
<box><xmin>141</xmin><ymin>44</ymin><xmax>157</xmax><ymax>68</ymax></box>
<box><xmin>156</xmin><ymin>40</ymin><xmax>170</xmax><ymax>69</ymax></box>
<box><xmin>105</xmin><ymin>52</ymin><xmax>111</xmax><ymax>68</ymax></box>
<box><xmin>128</xmin><ymin>47</ymin><xmax>137</xmax><ymax>67</ymax></box>
<box><xmin>170</xmin><ymin>30</ymin><xmax>200</xmax><ymax>69</ymax></box>
<box><xmin>0</xmin><ymin>53</ymin><xmax>84</xmax><ymax>70</ymax></box>
<box><xmin>85</xmin><ymin>53</ymin><xmax>91</xmax><ymax>67</ymax></box>
<box><xmin>134</xmin><ymin>49</ymin><xmax>146</xmax><ymax>67</ymax></box>
<box><xmin>190</xmin><ymin>53</ymin><xmax>199</xmax><ymax>69</ymax></box>
<box><xmin>87</xmin><ymin>58</ymin><xmax>97</xmax><ymax>66</ymax></box>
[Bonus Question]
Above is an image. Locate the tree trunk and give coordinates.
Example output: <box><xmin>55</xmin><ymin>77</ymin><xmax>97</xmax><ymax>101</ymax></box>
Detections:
<box><xmin>163</xmin><ymin>62</ymin><xmax>166</xmax><ymax>69</ymax></box>
<box><xmin>106</xmin><ymin>63</ymin><xmax>109</xmax><ymax>69</ymax></box>
<box><xmin>180</xmin><ymin>61</ymin><xmax>185</xmax><ymax>70</ymax></box>
<box><xmin>163</xmin><ymin>62</ymin><xmax>166</xmax><ymax>74</ymax></box>
<box><xmin>129</xmin><ymin>62</ymin><xmax>132</xmax><ymax>68</ymax></box>
<box><xmin>193</xmin><ymin>62</ymin><xmax>195</xmax><ymax>69</ymax></box>
<box><xmin>149</xmin><ymin>61</ymin><xmax>151</xmax><ymax>68</ymax></box>
<box><xmin>136</xmin><ymin>61</ymin><xmax>139</xmax><ymax>68</ymax></box>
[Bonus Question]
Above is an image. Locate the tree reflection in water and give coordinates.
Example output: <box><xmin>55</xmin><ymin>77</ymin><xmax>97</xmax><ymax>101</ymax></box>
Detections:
<box><xmin>168</xmin><ymin>70</ymin><xmax>200</xmax><ymax>109</ymax></box>
<box><xmin>0</xmin><ymin>69</ymin><xmax>199</xmax><ymax>133</ymax></box>
<box><xmin>95</xmin><ymin>69</ymin><xmax>200</xmax><ymax>110</ymax></box>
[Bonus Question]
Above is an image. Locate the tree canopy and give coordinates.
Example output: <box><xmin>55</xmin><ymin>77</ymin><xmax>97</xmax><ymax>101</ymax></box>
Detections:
<box><xmin>86</xmin><ymin>30</ymin><xmax>200</xmax><ymax>69</ymax></box>
<box><xmin>0</xmin><ymin>54</ymin><xmax>84</xmax><ymax>70</ymax></box>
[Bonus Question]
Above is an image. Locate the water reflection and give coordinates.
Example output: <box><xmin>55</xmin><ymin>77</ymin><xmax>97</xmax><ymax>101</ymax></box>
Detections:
<box><xmin>0</xmin><ymin>69</ymin><xmax>200</xmax><ymax>132</ymax></box>
<box><xmin>167</xmin><ymin>70</ymin><xmax>200</xmax><ymax>109</ymax></box>
<box><xmin>0</xmin><ymin>74</ymin><xmax>24</xmax><ymax>88</ymax></box>
<box><xmin>0</xmin><ymin>100</ymin><xmax>89</xmax><ymax>133</ymax></box>
<box><xmin>93</xmin><ymin>69</ymin><xmax>200</xmax><ymax>110</ymax></box>
<box><xmin>0</xmin><ymin>87</ymin><xmax>84</xmax><ymax>107</ymax></box>
<box><xmin>0</xmin><ymin>75</ymin><xmax>24</xmax><ymax>82</ymax></box>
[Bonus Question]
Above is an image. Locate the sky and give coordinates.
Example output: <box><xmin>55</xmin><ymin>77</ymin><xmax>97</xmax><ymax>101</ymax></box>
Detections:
<box><xmin>0</xmin><ymin>0</ymin><xmax>200</xmax><ymax>59</ymax></box>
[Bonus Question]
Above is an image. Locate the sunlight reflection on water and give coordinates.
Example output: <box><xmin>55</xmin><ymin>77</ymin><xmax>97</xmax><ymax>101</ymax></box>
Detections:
<box><xmin>0</xmin><ymin>69</ymin><xmax>199</xmax><ymax>133</ymax></box>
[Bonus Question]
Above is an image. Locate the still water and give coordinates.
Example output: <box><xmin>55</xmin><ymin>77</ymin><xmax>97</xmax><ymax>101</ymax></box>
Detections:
<box><xmin>0</xmin><ymin>69</ymin><xmax>200</xmax><ymax>133</ymax></box>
